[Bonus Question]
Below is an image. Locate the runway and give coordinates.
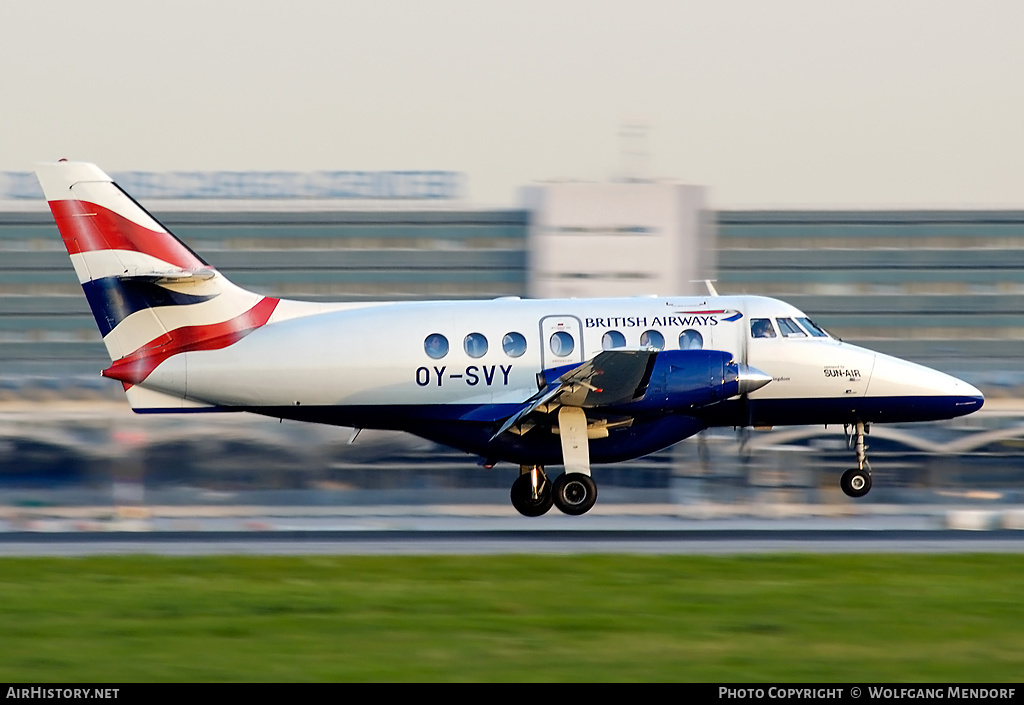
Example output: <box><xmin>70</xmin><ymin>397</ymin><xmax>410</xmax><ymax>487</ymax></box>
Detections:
<box><xmin>1</xmin><ymin>527</ymin><xmax>1023</xmax><ymax>556</ymax></box>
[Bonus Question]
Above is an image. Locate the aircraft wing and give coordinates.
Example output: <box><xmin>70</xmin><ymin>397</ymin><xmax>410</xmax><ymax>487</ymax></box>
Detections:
<box><xmin>491</xmin><ymin>349</ymin><xmax>658</xmax><ymax>439</ymax></box>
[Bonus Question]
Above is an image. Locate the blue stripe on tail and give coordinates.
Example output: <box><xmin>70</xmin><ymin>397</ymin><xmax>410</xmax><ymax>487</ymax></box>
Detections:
<box><xmin>81</xmin><ymin>277</ymin><xmax>216</xmax><ymax>337</ymax></box>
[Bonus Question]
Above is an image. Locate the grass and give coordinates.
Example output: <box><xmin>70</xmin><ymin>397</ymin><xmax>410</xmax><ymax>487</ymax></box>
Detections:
<box><xmin>0</xmin><ymin>554</ymin><xmax>1021</xmax><ymax>682</ymax></box>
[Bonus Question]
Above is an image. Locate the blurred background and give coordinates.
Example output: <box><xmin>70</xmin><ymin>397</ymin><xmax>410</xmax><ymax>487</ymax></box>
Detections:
<box><xmin>2</xmin><ymin>2</ymin><xmax>1024</xmax><ymax>526</ymax></box>
<box><xmin>1</xmin><ymin>160</ymin><xmax>1022</xmax><ymax>525</ymax></box>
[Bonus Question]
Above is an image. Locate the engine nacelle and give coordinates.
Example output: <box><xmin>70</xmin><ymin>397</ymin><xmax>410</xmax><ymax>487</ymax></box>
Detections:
<box><xmin>537</xmin><ymin>349</ymin><xmax>771</xmax><ymax>416</ymax></box>
<box><xmin>630</xmin><ymin>350</ymin><xmax>741</xmax><ymax>412</ymax></box>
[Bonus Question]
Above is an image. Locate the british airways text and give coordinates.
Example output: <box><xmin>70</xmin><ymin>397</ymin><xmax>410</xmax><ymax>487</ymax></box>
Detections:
<box><xmin>585</xmin><ymin>315</ymin><xmax>718</xmax><ymax>328</ymax></box>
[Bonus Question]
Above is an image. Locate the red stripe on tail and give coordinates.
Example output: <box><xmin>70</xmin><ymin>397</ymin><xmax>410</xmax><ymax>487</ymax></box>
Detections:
<box><xmin>49</xmin><ymin>199</ymin><xmax>205</xmax><ymax>269</ymax></box>
<box><xmin>102</xmin><ymin>297</ymin><xmax>280</xmax><ymax>386</ymax></box>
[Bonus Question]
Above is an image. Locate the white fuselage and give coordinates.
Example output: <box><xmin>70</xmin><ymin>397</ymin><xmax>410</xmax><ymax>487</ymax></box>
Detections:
<box><xmin>137</xmin><ymin>294</ymin><xmax>980</xmax><ymax>421</ymax></box>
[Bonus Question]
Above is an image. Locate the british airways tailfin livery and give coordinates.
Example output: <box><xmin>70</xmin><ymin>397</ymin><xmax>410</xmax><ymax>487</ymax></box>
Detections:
<box><xmin>36</xmin><ymin>161</ymin><xmax>984</xmax><ymax>516</ymax></box>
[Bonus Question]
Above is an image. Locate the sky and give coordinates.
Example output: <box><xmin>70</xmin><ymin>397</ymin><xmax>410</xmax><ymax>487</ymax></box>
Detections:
<box><xmin>3</xmin><ymin>0</ymin><xmax>1023</xmax><ymax>208</ymax></box>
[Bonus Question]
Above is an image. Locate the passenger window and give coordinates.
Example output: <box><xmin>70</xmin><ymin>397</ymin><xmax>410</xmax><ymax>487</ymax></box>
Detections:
<box><xmin>776</xmin><ymin>317</ymin><xmax>806</xmax><ymax>337</ymax></box>
<box><xmin>639</xmin><ymin>330</ymin><xmax>665</xmax><ymax>350</ymax></box>
<box><xmin>549</xmin><ymin>331</ymin><xmax>575</xmax><ymax>357</ymax></box>
<box><xmin>464</xmin><ymin>332</ymin><xmax>488</xmax><ymax>358</ymax></box>
<box><xmin>679</xmin><ymin>329</ymin><xmax>704</xmax><ymax>350</ymax></box>
<box><xmin>424</xmin><ymin>333</ymin><xmax>449</xmax><ymax>359</ymax></box>
<box><xmin>750</xmin><ymin>319</ymin><xmax>777</xmax><ymax>339</ymax></box>
<box><xmin>796</xmin><ymin>317</ymin><xmax>829</xmax><ymax>338</ymax></box>
<box><xmin>502</xmin><ymin>332</ymin><xmax>527</xmax><ymax>358</ymax></box>
<box><xmin>602</xmin><ymin>330</ymin><xmax>626</xmax><ymax>350</ymax></box>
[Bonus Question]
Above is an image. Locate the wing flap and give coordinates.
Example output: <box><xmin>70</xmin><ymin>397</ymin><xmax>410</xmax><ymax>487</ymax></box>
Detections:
<box><xmin>491</xmin><ymin>349</ymin><xmax>657</xmax><ymax>440</ymax></box>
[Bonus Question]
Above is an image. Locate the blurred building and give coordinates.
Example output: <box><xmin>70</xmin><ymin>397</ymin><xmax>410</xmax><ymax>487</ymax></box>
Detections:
<box><xmin>523</xmin><ymin>182</ymin><xmax>714</xmax><ymax>298</ymax></box>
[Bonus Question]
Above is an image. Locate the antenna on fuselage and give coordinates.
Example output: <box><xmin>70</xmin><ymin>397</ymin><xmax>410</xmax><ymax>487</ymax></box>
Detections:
<box><xmin>691</xmin><ymin>279</ymin><xmax>719</xmax><ymax>296</ymax></box>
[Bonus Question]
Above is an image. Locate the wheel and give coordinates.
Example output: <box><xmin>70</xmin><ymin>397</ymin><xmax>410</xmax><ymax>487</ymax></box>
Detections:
<box><xmin>510</xmin><ymin>472</ymin><xmax>553</xmax><ymax>517</ymax></box>
<box><xmin>552</xmin><ymin>472</ymin><xmax>598</xmax><ymax>516</ymax></box>
<box><xmin>840</xmin><ymin>467</ymin><xmax>872</xmax><ymax>498</ymax></box>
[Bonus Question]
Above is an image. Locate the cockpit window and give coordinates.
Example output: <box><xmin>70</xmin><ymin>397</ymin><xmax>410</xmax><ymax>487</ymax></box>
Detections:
<box><xmin>679</xmin><ymin>329</ymin><xmax>704</xmax><ymax>350</ymax></box>
<box><xmin>776</xmin><ymin>317</ymin><xmax>807</xmax><ymax>338</ymax></box>
<box><xmin>464</xmin><ymin>332</ymin><xmax>488</xmax><ymax>358</ymax></box>
<box><xmin>549</xmin><ymin>330</ymin><xmax>575</xmax><ymax>357</ymax></box>
<box><xmin>424</xmin><ymin>333</ymin><xmax>449</xmax><ymax>359</ymax></box>
<box><xmin>796</xmin><ymin>317</ymin><xmax>829</xmax><ymax>338</ymax></box>
<box><xmin>502</xmin><ymin>332</ymin><xmax>527</xmax><ymax>358</ymax></box>
<box><xmin>640</xmin><ymin>329</ymin><xmax>665</xmax><ymax>350</ymax></box>
<box><xmin>750</xmin><ymin>318</ymin><xmax>777</xmax><ymax>339</ymax></box>
<box><xmin>602</xmin><ymin>330</ymin><xmax>626</xmax><ymax>350</ymax></box>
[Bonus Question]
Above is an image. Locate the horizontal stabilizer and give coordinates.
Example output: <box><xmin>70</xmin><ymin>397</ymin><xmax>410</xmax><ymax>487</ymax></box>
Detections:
<box><xmin>117</xmin><ymin>268</ymin><xmax>218</xmax><ymax>283</ymax></box>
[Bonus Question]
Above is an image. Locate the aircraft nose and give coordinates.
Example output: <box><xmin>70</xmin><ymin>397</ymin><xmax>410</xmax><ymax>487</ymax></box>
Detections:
<box><xmin>915</xmin><ymin>367</ymin><xmax>985</xmax><ymax>417</ymax></box>
<box><xmin>736</xmin><ymin>364</ymin><xmax>773</xmax><ymax>396</ymax></box>
<box><xmin>868</xmin><ymin>351</ymin><xmax>984</xmax><ymax>420</ymax></box>
<box><xmin>951</xmin><ymin>378</ymin><xmax>985</xmax><ymax>415</ymax></box>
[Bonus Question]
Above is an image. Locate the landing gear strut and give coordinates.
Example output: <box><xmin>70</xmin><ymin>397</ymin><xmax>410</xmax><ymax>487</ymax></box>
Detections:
<box><xmin>510</xmin><ymin>465</ymin><xmax>553</xmax><ymax>517</ymax></box>
<box><xmin>841</xmin><ymin>421</ymin><xmax>872</xmax><ymax>498</ymax></box>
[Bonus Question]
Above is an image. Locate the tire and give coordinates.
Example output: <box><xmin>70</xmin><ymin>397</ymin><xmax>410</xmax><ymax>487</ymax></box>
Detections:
<box><xmin>552</xmin><ymin>472</ymin><xmax>598</xmax><ymax>516</ymax></box>
<box><xmin>510</xmin><ymin>472</ymin><xmax>553</xmax><ymax>517</ymax></box>
<box><xmin>840</xmin><ymin>467</ymin><xmax>872</xmax><ymax>498</ymax></box>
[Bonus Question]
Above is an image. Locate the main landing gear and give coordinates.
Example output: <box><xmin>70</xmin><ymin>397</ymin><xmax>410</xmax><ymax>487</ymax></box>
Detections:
<box><xmin>510</xmin><ymin>466</ymin><xmax>599</xmax><ymax>517</ymax></box>
<box><xmin>840</xmin><ymin>420</ymin><xmax>872</xmax><ymax>498</ymax></box>
<box><xmin>509</xmin><ymin>406</ymin><xmax>599</xmax><ymax>517</ymax></box>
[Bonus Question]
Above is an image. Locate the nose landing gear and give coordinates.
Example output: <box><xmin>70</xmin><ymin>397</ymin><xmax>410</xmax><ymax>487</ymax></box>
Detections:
<box><xmin>840</xmin><ymin>421</ymin><xmax>872</xmax><ymax>498</ymax></box>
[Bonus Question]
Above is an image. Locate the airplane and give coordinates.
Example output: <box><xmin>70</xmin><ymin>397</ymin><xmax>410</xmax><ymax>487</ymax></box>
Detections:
<box><xmin>35</xmin><ymin>160</ymin><xmax>985</xmax><ymax>516</ymax></box>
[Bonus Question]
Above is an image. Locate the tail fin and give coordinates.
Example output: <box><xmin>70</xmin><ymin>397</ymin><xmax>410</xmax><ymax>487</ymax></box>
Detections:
<box><xmin>36</xmin><ymin>161</ymin><xmax>278</xmax><ymax>390</ymax></box>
